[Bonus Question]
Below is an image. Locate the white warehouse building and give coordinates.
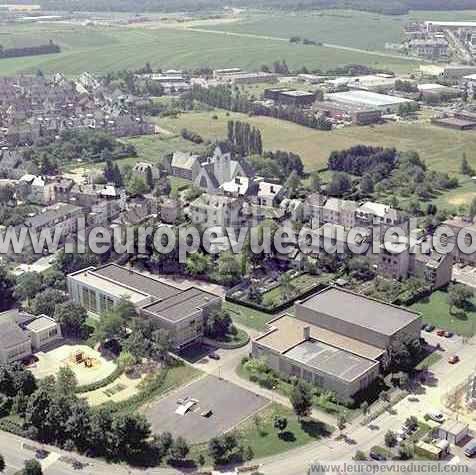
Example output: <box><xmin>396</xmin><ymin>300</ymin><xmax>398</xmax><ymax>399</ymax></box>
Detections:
<box><xmin>326</xmin><ymin>90</ymin><xmax>415</xmax><ymax>114</ymax></box>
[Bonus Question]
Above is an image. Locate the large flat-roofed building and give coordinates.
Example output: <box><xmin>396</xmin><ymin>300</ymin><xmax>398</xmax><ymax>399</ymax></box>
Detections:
<box><xmin>296</xmin><ymin>287</ymin><xmax>421</xmax><ymax>349</ymax></box>
<box><xmin>252</xmin><ymin>287</ymin><xmax>421</xmax><ymax>399</ymax></box>
<box><xmin>326</xmin><ymin>90</ymin><xmax>415</xmax><ymax>114</ymax></box>
<box><xmin>67</xmin><ymin>264</ymin><xmax>221</xmax><ymax>350</ymax></box>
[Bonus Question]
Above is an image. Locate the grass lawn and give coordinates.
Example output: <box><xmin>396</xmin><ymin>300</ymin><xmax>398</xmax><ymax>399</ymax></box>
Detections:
<box><xmin>191</xmin><ymin>402</ymin><xmax>332</xmax><ymax>463</ymax></box>
<box><xmin>234</xmin><ymin>403</ymin><xmax>332</xmax><ymax>457</ymax></box>
<box><xmin>224</xmin><ymin>301</ymin><xmax>274</xmax><ymax>331</ymax></box>
<box><xmin>210</xmin><ymin>328</ymin><xmax>250</xmax><ymax>348</ymax></box>
<box><xmin>415</xmin><ymin>352</ymin><xmax>443</xmax><ymax>371</ymax></box>
<box><xmin>261</xmin><ymin>273</ymin><xmax>332</xmax><ymax>307</ymax></box>
<box><xmin>238</xmin><ymin>361</ymin><xmax>355</xmax><ymax>418</ymax></box>
<box><xmin>160</xmin><ymin>111</ymin><xmax>476</xmax><ymax>175</ymax></box>
<box><xmin>409</xmin><ymin>289</ymin><xmax>476</xmax><ymax>337</ymax></box>
<box><xmin>169</xmin><ymin>176</ymin><xmax>193</xmax><ymax>195</ymax></box>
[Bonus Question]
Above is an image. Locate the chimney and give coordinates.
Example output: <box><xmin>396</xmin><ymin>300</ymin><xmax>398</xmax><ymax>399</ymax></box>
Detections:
<box><xmin>303</xmin><ymin>326</ymin><xmax>311</xmax><ymax>340</ymax></box>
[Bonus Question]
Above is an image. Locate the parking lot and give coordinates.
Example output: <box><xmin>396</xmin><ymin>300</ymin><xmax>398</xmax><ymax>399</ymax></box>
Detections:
<box><xmin>142</xmin><ymin>375</ymin><xmax>269</xmax><ymax>443</ymax></box>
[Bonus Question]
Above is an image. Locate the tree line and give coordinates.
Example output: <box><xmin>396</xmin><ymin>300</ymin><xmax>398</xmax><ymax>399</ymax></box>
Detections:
<box><xmin>328</xmin><ymin>145</ymin><xmax>398</xmax><ymax>179</ymax></box>
<box><xmin>0</xmin><ymin>40</ymin><xmax>60</xmax><ymax>60</ymax></box>
<box><xmin>182</xmin><ymin>85</ymin><xmax>331</xmax><ymax>131</ymax></box>
<box><xmin>227</xmin><ymin>120</ymin><xmax>263</xmax><ymax>156</ymax></box>
<box><xmin>19</xmin><ymin>0</ymin><xmax>476</xmax><ymax>15</ymax></box>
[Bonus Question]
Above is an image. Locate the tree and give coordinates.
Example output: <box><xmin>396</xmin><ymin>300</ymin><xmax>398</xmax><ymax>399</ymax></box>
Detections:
<box><xmin>145</xmin><ymin>166</ymin><xmax>154</xmax><ymax>191</ymax></box>
<box><xmin>186</xmin><ymin>252</ymin><xmax>211</xmax><ymax>276</ymax></box>
<box><xmin>207</xmin><ymin>309</ymin><xmax>233</xmax><ymax>339</ymax></box>
<box><xmin>94</xmin><ymin>311</ymin><xmax>127</xmax><ymax>343</ymax></box>
<box><xmin>217</xmin><ymin>252</ymin><xmax>242</xmax><ymax>284</ymax></box>
<box><xmin>384</xmin><ymin>430</ymin><xmax>397</xmax><ymax>448</ymax></box>
<box><xmin>337</xmin><ymin>414</ymin><xmax>347</xmax><ymax>434</ymax></box>
<box><xmin>14</xmin><ymin>272</ymin><xmax>42</xmax><ymax>303</ymax></box>
<box><xmin>360</xmin><ymin>174</ymin><xmax>374</xmax><ymax>195</ymax></box>
<box><xmin>0</xmin><ymin>266</ymin><xmax>15</xmax><ymax>311</ymax></box>
<box><xmin>285</xmin><ymin>170</ymin><xmax>301</xmax><ymax>196</ymax></box>
<box><xmin>23</xmin><ymin>459</ymin><xmax>42</xmax><ymax>475</ymax></box>
<box><xmin>56</xmin><ymin>366</ymin><xmax>78</xmax><ymax>395</ymax></box>
<box><xmin>470</xmin><ymin>197</ymin><xmax>476</xmax><ymax>220</ymax></box>
<box><xmin>309</xmin><ymin>171</ymin><xmax>322</xmax><ymax>192</ymax></box>
<box><xmin>89</xmin><ymin>406</ymin><xmax>114</xmax><ymax>457</ymax></box>
<box><xmin>290</xmin><ymin>380</ymin><xmax>313</xmax><ymax>419</ymax></box>
<box><xmin>170</xmin><ymin>436</ymin><xmax>189</xmax><ymax>461</ymax></box>
<box><xmin>327</xmin><ymin>172</ymin><xmax>351</xmax><ymax>197</ymax></box>
<box><xmin>279</xmin><ymin>272</ymin><xmax>296</xmax><ymax>300</ymax></box>
<box><xmin>405</xmin><ymin>416</ymin><xmax>418</xmax><ymax>432</ymax></box>
<box><xmin>399</xmin><ymin>442</ymin><xmax>414</xmax><ymax>460</ymax></box>
<box><xmin>29</xmin><ymin>289</ymin><xmax>67</xmax><ymax>317</ymax></box>
<box><xmin>127</xmin><ymin>176</ymin><xmax>148</xmax><ymax>196</ymax></box>
<box><xmin>461</xmin><ymin>153</ymin><xmax>474</xmax><ymax>176</ymax></box>
<box><xmin>353</xmin><ymin>450</ymin><xmax>367</xmax><ymax>461</ymax></box>
<box><xmin>117</xmin><ymin>351</ymin><xmax>136</xmax><ymax>373</ymax></box>
<box><xmin>273</xmin><ymin>415</ymin><xmax>288</xmax><ymax>435</ymax></box>
<box><xmin>111</xmin><ymin>413</ymin><xmax>151</xmax><ymax>459</ymax></box>
<box><xmin>54</xmin><ymin>303</ymin><xmax>88</xmax><ymax>338</ymax></box>
<box><xmin>154</xmin><ymin>431</ymin><xmax>173</xmax><ymax>458</ymax></box>
<box><xmin>448</xmin><ymin>283</ymin><xmax>474</xmax><ymax>313</ymax></box>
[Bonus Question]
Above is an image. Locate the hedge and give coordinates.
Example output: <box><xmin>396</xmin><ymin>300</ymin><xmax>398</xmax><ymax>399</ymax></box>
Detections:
<box><xmin>0</xmin><ymin>417</ymin><xmax>28</xmax><ymax>437</ymax></box>
<box><xmin>75</xmin><ymin>366</ymin><xmax>123</xmax><ymax>394</ymax></box>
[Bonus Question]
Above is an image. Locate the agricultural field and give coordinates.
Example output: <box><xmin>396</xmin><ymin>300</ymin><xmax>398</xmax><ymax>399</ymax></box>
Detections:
<box><xmin>201</xmin><ymin>9</ymin><xmax>476</xmax><ymax>52</ymax></box>
<box><xmin>159</xmin><ymin>110</ymin><xmax>476</xmax><ymax>175</ymax></box>
<box><xmin>0</xmin><ymin>20</ymin><xmax>417</xmax><ymax>76</ymax></box>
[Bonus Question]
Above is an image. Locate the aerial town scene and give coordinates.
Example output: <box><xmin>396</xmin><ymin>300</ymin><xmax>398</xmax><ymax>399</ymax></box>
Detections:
<box><xmin>5</xmin><ymin>0</ymin><xmax>476</xmax><ymax>474</ymax></box>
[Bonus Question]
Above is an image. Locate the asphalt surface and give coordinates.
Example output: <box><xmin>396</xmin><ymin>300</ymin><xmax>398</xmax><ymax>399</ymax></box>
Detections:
<box><xmin>143</xmin><ymin>374</ymin><xmax>268</xmax><ymax>443</ymax></box>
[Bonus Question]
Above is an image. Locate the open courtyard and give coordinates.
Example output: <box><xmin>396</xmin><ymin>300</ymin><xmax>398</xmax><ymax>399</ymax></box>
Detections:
<box><xmin>142</xmin><ymin>375</ymin><xmax>269</xmax><ymax>443</ymax></box>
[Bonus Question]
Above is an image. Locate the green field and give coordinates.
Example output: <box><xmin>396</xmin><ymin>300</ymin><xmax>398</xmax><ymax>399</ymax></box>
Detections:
<box><xmin>410</xmin><ymin>290</ymin><xmax>476</xmax><ymax>337</ymax></box>
<box><xmin>0</xmin><ymin>21</ymin><xmax>417</xmax><ymax>76</ymax></box>
<box><xmin>201</xmin><ymin>9</ymin><xmax>476</xmax><ymax>53</ymax></box>
<box><xmin>160</xmin><ymin>110</ymin><xmax>476</xmax><ymax>175</ymax></box>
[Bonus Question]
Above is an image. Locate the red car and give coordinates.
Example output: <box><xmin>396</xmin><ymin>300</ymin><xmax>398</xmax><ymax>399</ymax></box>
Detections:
<box><xmin>448</xmin><ymin>355</ymin><xmax>460</xmax><ymax>364</ymax></box>
<box><xmin>436</xmin><ymin>330</ymin><xmax>446</xmax><ymax>337</ymax></box>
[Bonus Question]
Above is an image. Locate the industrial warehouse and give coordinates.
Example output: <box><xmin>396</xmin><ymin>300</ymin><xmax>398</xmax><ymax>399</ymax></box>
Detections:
<box><xmin>326</xmin><ymin>90</ymin><xmax>416</xmax><ymax>114</ymax></box>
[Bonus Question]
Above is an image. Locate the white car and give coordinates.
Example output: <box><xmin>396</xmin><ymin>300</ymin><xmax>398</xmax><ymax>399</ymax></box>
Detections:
<box><xmin>426</xmin><ymin>411</ymin><xmax>445</xmax><ymax>423</ymax></box>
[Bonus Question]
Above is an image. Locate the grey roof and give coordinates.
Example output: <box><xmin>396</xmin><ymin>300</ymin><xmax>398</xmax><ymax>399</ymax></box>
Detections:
<box><xmin>25</xmin><ymin>316</ymin><xmax>57</xmax><ymax>332</ymax></box>
<box><xmin>0</xmin><ymin>309</ymin><xmax>35</xmax><ymax>326</ymax></box>
<box><xmin>142</xmin><ymin>287</ymin><xmax>219</xmax><ymax>322</ymax></box>
<box><xmin>94</xmin><ymin>264</ymin><xmax>182</xmax><ymax>301</ymax></box>
<box><xmin>284</xmin><ymin>340</ymin><xmax>378</xmax><ymax>382</ymax></box>
<box><xmin>25</xmin><ymin>203</ymin><xmax>83</xmax><ymax>229</ymax></box>
<box><xmin>0</xmin><ymin>319</ymin><xmax>30</xmax><ymax>349</ymax></box>
<box><xmin>300</xmin><ymin>287</ymin><xmax>421</xmax><ymax>336</ymax></box>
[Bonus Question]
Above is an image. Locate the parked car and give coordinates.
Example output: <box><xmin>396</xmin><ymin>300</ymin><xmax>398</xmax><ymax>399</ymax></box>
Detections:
<box><xmin>464</xmin><ymin>440</ymin><xmax>476</xmax><ymax>457</ymax></box>
<box><xmin>208</xmin><ymin>352</ymin><xmax>220</xmax><ymax>360</ymax></box>
<box><xmin>421</xmin><ymin>323</ymin><xmax>428</xmax><ymax>331</ymax></box>
<box><xmin>448</xmin><ymin>355</ymin><xmax>460</xmax><ymax>364</ymax></box>
<box><xmin>369</xmin><ymin>449</ymin><xmax>387</xmax><ymax>461</ymax></box>
<box><xmin>425</xmin><ymin>411</ymin><xmax>445</xmax><ymax>423</ymax></box>
<box><xmin>436</xmin><ymin>329</ymin><xmax>446</xmax><ymax>337</ymax></box>
<box><xmin>425</xmin><ymin>325</ymin><xmax>435</xmax><ymax>332</ymax></box>
<box><xmin>445</xmin><ymin>331</ymin><xmax>454</xmax><ymax>338</ymax></box>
